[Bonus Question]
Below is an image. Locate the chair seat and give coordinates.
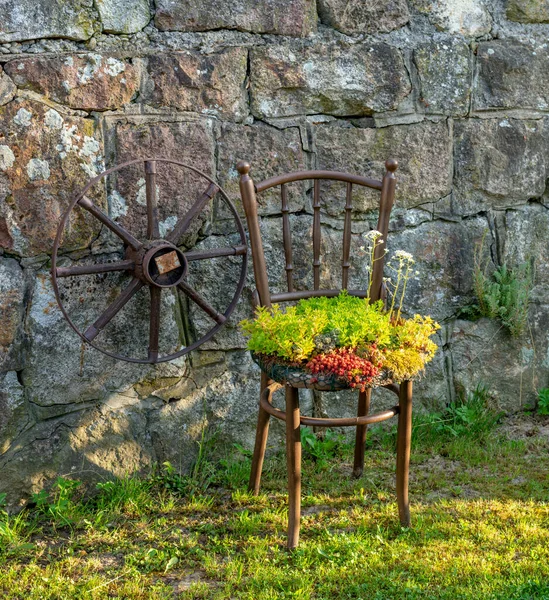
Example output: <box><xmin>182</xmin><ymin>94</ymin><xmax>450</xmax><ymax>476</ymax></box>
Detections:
<box><xmin>251</xmin><ymin>351</ymin><xmax>395</xmax><ymax>392</ymax></box>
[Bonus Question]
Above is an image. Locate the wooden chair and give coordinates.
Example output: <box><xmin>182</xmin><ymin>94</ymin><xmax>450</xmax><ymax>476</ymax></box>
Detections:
<box><xmin>236</xmin><ymin>159</ymin><xmax>411</xmax><ymax>549</ymax></box>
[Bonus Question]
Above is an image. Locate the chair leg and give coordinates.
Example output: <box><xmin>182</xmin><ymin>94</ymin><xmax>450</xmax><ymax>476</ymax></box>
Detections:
<box><xmin>352</xmin><ymin>388</ymin><xmax>371</xmax><ymax>478</ymax></box>
<box><xmin>248</xmin><ymin>371</ymin><xmax>272</xmax><ymax>495</ymax></box>
<box><xmin>396</xmin><ymin>379</ymin><xmax>413</xmax><ymax>527</ymax></box>
<box><xmin>285</xmin><ymin>385</ymin><xmax>301</xmax><ymax>549</ymax></box>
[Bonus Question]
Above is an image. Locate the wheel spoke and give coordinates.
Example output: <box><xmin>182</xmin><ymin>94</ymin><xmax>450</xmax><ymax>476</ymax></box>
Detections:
<box><xmin>56</xmin><ymin>260</ymin><xmax>135</xmax><ymax>278</ymax></box>
<box><xmin>148</xmin><ymin>286</ymin><xmax>162</xmax><ymax>363</ymax></box>
<box><xmin>83</xmin><ymin>277</ymin><xmax>145</xmax><ymax>342</ymax></box>
<box><xmin>167</xmin><ymin>183</ymin><xmax>219</xmax><ymax>245</ymax></box>
<box><xmin>184</xmin><ymin>245</ymin><xmax>247</xmax><ymax>261</ymax></box>
<box><xmin>177</xmin><ymin>280</ymin><xmax>226</xmax><ymax>325</ymax></box>
<box><xmin>145</xmin><ymin>160</ymin><xmax>160</xmax><ymax>240</ymax></box>
<box><xmin>78</xmin><ymin>195</ymin><xmax>142</xmax><ymax>251</ymax></box>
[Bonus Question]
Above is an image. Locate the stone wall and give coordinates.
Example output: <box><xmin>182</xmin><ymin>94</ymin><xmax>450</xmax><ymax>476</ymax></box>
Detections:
<box><xmin>1</xmin><ymin>0</ymin><xmax>548</xmax><ymax>506</ymax></box>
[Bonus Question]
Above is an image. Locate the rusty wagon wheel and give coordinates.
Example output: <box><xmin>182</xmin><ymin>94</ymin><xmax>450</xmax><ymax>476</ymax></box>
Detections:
<box><xmin>52</xmin><ymin>157</ymin><xmax>248</xmax><ymax>364</ymax></box>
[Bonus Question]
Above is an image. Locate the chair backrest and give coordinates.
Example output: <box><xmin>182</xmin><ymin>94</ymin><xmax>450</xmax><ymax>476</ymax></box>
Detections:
<box><xmin>236</xmin><ymin>160</ymin><xmax>398</xmax><ymax>309</ymax></box>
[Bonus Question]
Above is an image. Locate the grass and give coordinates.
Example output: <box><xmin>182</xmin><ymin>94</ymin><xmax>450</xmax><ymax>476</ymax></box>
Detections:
<box><xmin>1</xmin><ymin>390</ymin><xmax>548</xmax><ymax>599</ymax></box>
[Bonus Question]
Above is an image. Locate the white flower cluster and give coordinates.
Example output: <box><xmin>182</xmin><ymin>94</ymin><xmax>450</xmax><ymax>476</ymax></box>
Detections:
<box><xmin>393</xmin><ymin>250</ymin><xmax>414</xmax><ymax>262</ymax></box>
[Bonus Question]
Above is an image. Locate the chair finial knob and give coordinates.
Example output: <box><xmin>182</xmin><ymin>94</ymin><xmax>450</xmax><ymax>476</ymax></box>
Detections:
<box><xmin>236</xmin><ymin>160</ymin><xmax>251</xmax><ymax>175</ymax></box>
<box><xmin>385</xmin><ymin>158</ymin><xmax>398</xmax><ymax>173</ymax></box>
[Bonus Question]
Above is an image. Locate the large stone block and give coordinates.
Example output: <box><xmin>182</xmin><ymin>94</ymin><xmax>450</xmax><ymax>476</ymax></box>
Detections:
<box><xmin>143</xmin><ymin>49</ymin><xmax>248</xmax><ymax>121</ymax></box>
<box><xmin>414</xmin><ymin>38</ymin><xmax>472</xmax><ymax>117</ymax></box>
<box><xmin>387</xmin><ymin>217</ymin><xmax>488</xmax><ymax>321</ymax></box>
<box><xmin>474</xmin><ymin>41</ymin><xmax>549</xmax><ymax>112</ymax></box>
<box><xmin>216</xmin><ymin>122</ymin><xmax>306</xmax><ymax>216</ymax></box>
<box><xmin>453</xmin><ymin>118</ymin><xmax>548</xmax><ymax>215</ymax></box>
<box><xmin>110</xmin><ymin>118</ymin><xmax>216</xmax><ymax>244</ymax></box>
<box><xmin>317</xmin><ymin>0</ymin><xmax>409</xmax><ymax>35</ymax></box>
<box><xmin>450</xmin><ymin>315</ymin><xmax>542</xmax><ymax>413</ymax></box>
<box><xmin>0</xmin><ymin>258</ymin><xmax>26</xmax><ymax>371</ymax></box>
<box><xmin>5</xmin><ymin>54</ymin><xmax>138</xmax><ymax>112</ymax></box>
<box><xmin>185</xmin><ymin>233</ymin><xmax>255</xmax><ymax>352</ymax></box>
<box><xmin>507</xmin><ymin>0</ymin><xmax>549</xmax><ymax>22</ymax></box>
<box><xmin>409</xmin><ymin>0</ymin><xmax>492</xmax><ymax>37</ymax></box>
<box><xmin>23</xmin><ymin>268</ymin><xmax>189</xmax><ymax>408</ymax></box>
<box><xmin>0</xmin><ymin>99</ymin><xmax>104</xmax><ymax>256</ymax></box>
<box><xmin>0</xmin><ymin>67</ymin><xmax>16</xmax><ymax>107</ymax></box>
<box><xmin>496</xmin><ymin>204</ymin><xmax>549</xmax><ymax>303</ymax></box>
<box><xmin>96</xmin><ymin>0</ymin><xmax>150</xmax><ymax>33</ymax></box>
<box><xmin>0</xmin><ymin>371</ymin><xmax>27</xmax><ymax>456</ymax></box>
<box><xmin>147</xmin><ymin>351</ymin><xmax>280</xmax><ymax>468</ymax></box>
<box><xmin>0</xmin><ymin>402</ymin><xmax>156</xmax><ymax>508</ymax></box>
<box><xmin>0</xmin><ymin>0</ymin><xmax>97</xmax><ymax>43</ymax></box>
<box><xmin>154</xmin><ymin>0</ymin><xmax>317</xmax><ymax>36</ymax></box>
<box><xmin>314</xmin><ymin>120</ymin><xmax>452</xmax><ymax>214</ymax></box>
<box><xmin>250</xmin><ymin>43</ymin><xmax>411</xmax><ymax>119</ymax></box>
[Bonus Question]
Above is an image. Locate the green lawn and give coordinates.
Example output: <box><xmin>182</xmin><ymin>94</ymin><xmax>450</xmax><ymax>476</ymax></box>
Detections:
<box><xmin>1</xmin><ymin>396</ymin><xmax>548</xmax><ymax>599</ymax></box>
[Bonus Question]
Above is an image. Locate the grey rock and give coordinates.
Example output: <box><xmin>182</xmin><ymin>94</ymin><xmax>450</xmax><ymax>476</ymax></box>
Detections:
<box><xmin>506</xmin><ymin>0</ymin><xmax>549</xmax><ymax>22</ymax></box>
<box><xmin>154</xmin><ymin>0</ymin><xmax>317</xmax><ymax>37</ymax></box>
<box><xmin>314</xmin><ymin>120</ymin><xmax>452</xmax><ymax>214</ymax></box>
<box><xmin>474</xmin><ymin>41</ymin><xmax>549</xmax><ymax>112</ymax></box>
<box><xmin>0</xmin><ymin>0</ymin><xmax>97</xmax><ymax>43</ymax></box>
<box><xmin>453</xmin><ymin>118</ymin><xmax>548</xmax><ymax>215</ymax></box>
<box><xmin>0</xmin><ymin>67</ymin><xmax>16</xmax><ymax>107</ymax></box>
<box><xmin>96</xmin><ymin>0</ymin><xmax>150</xmax><ymax>34</ymax></box>
<box><xmin>496</xmin><ymin>204</ymin><xmax>549</xmax><ymax>304</ymax></box>
<box><xmin>0</xmin><ymin>371</ymin><xmax>28</xmax><ymax>456</ymax></box>
<box><xmin>409</xmin><ymin>0</ymin><xmax>492</xmax><ymax>37</ymax></box>
<box><xmin>250</xmin><ymin>43</ymin><xmax>411</xmax><ymax>119</ymax></box>
<box><xmin>216</xmin><ymin>121</ymin><xmax>307</xmax><ymax>216</ymax></box>
<box><xmin>184</xmin><ymin>232</ymin><xmax>253</xmax><ymax>352</ymax></box>
<box><xmin>318</xmin><ymin>0</ymin><xmax>410</xmax><ymax>35</ymax></box>
<box><xmin>451</xmin><ymin>317</ymin><xmax>540</xmax><ymax>413</ymax></box>
<box><xmin>414</xmin><ymin>38</ymin><xmax>472</xmax><ymax>116</ymax></box>
<box><xmin>147</xmin><ymin>351</ymin><xmax>285</xmax><ymax>469</ymax></box>
<box><xmin>0</xmin><ymin>402</ymin><xmax>155</xmax><ymax>509</ymax></box>
<box><xmin>23</xmin><ymin>269</ymin><xmax>186</xmax><ymax>407</ymax></box>
<box><xmin>387</xmin><ymin>216</ymin><xmax>489</xmax><ymax>321</ymax></box>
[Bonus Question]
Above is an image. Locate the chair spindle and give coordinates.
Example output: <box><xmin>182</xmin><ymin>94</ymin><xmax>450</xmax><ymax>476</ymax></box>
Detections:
<box><xmin>281</xmin><ymin>183</ymin><xmax>294</xmax><ymax>292</ymax></box>
<box><xmin>341</xmin><ymin>182</ymin><xmax>353</xmax><ymax>289</ymax></box>
<box><xmin>312</xmin><ymin>180</ymin><xmax>321</xmax><ymax>290</ymax></box>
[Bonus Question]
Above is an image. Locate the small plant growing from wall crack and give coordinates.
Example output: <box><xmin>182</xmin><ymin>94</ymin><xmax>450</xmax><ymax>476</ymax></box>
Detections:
<box><xmin>472</xmin><ymin>231</ymin><xmax>533</xmax><ymax>337</ymax></box>
<box><xmin>537</xmin><ymin>388</ymin><xmax>549</xmax><ymax>416</ymax></box>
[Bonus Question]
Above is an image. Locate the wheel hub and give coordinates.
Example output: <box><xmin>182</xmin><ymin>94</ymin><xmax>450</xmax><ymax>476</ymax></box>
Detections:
<box><xmin>129</xmin><ymin>240</ymin><xmax>188</xmax><ymax>288</ymax></box>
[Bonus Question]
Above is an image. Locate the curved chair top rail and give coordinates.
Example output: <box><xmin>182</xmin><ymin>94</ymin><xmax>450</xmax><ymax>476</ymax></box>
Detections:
<box><xmin>255</xmin><ymin>170</ymin><xmax>383</xmax><ymax>193</ymax></box>
<box><xmin>237</xmin><ymin>159</ymin><xmax>398</xmax><ymax>309</ymax></box>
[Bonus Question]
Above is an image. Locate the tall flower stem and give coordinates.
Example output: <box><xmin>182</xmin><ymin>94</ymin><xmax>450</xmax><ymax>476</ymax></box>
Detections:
<box><xmin>396</xmin><ymin>262</ymin><xmax>413</xmax><ymax>322</ymax></box>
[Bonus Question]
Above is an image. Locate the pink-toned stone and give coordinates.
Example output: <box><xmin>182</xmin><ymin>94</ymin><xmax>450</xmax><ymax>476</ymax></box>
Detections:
<box><xmin>0</xmin><ymin>66</ymin><xmax>17</xmax><ymax>107</ymax></box>
<box><xmin>0</xmin><ymin>99</ymin><xmax>105</xmax><ymax>256</ymax></box>
<box><xmin>145</xmin><ymin>49</ymin><xmax>248</xmax><ymax>121</ymax></box>
<box><xmin>5</xmin><ymin>54</ymin><xmax>138</xmax><ymax>111</ymax></box>
<box><xmin>155</xmin><ymin>0</ymin><xmax>317</xmax><ymax>37</ymax></box>
<box><xmin>109</xmin><ymin>119</ymin><xmax>216</xmax><ymax>245</ymax></box>
<box><xmin>0</xmin><ymin>258</ymin><xmax>25</xmax><ymax>370</ymax></box>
